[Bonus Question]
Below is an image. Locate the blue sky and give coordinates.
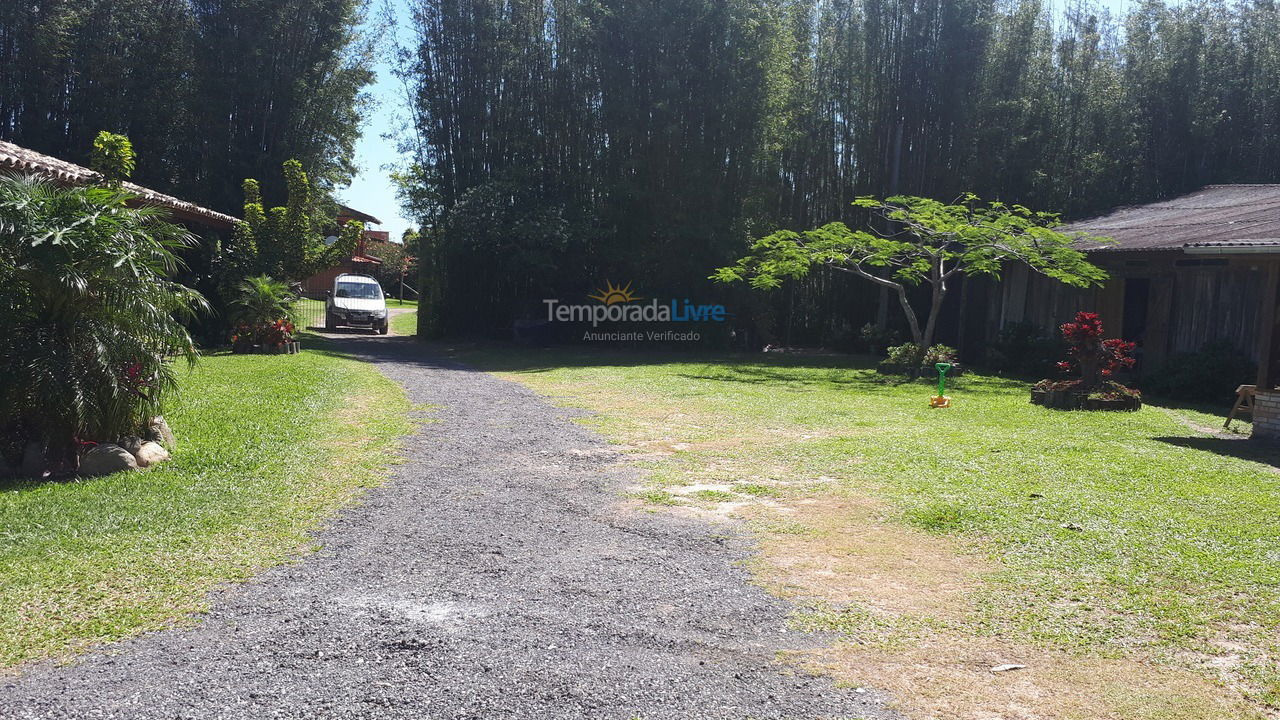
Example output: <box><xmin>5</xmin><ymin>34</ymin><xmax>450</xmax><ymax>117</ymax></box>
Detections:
<box><xmin>339</xmin><ymin>0</ymin><xmax>1136</xmax><ymax>243</ymax></box>
<box><xmin>338</xmin><ymin>0</ymin><xmax>414</xmax><ymax>243</ymax></box>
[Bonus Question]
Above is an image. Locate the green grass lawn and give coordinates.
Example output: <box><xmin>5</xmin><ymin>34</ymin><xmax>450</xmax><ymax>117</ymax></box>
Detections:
<box><xmin>0</xmin><ymin>339</ymin><xmax>413</xmax><ymax>668</ymax></box>
<box><xmin>390</xmin><ymin>310</ymin><xmax>418</xmax><ymax>336</ymax></box>
<box><xmin>460</xmin><ymin>346</ymin><xmax>1277</xmax><ymax>716</ymax></box>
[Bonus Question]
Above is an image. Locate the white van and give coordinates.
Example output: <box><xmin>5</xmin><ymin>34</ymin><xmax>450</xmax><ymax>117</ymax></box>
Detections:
<box><xmin>325</xmin><ymin>274</ymin><xmax>389</xmax><ymax>334</ymax></box>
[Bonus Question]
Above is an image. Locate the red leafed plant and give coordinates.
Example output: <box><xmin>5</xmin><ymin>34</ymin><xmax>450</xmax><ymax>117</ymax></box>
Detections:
<box><xmin>1054</xmin><ymin>312</ymin><xmax>1136</xmax><ymax>391</ymax></box>
<box><xmin>230</xmin><ymin>319</ymin><xmax>296</xmax><ymax>352</ymax></box>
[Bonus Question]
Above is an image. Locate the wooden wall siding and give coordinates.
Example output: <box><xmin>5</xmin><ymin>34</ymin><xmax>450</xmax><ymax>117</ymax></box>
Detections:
<box><xmin>995</xmin><ymin>264</ymin><xmax>1098</xmax><ymax>333</ymax></box>
<box><xmin>1145</xmin><ymin>273</ymin><xmax>1176</xmax><ymax>369</ymax></box>
<box><xmin>1168</xmin><ymin>263</ymin><xmax>1268</xmax><ymax>361</ymax></box>
<box><xmin>981</xmin><ymin>254</ymin><xmax>1279</xmax><ymax>371</ymax></box>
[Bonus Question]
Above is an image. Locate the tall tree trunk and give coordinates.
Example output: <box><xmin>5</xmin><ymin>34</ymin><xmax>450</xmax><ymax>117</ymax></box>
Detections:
<box><xmin>896</xmin><ymin>284</ymin><xmax>922</xmax><ymax>346</ymax></box>
<box><xmin>922</xmin><ymin>284</ymin><xmax>947</xmax><ymax>349</ymax></box>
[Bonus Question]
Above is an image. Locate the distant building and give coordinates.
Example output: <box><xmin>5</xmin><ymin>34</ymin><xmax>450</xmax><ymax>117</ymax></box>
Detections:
<box><xmin>300</xmin><ymin>205</ymin><xmax>385</xmax><ymax>295</ymax></box>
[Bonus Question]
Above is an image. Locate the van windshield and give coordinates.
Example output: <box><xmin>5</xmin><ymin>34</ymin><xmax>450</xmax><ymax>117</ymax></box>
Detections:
<box><xmin>335</xmin><ymin>281</ymin><xmax>382</xmax><ymax>300</ymax></box>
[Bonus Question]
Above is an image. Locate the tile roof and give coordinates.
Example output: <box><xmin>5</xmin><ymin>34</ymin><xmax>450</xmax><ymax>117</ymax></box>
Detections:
<box><xmin>1065</xmin><ymin>184</ymin><xmax>1280</xmax><ymax>252</ymax></box>
<box><xmin>338</xmin><ymin>204</ymin><xmax>382</xmax><ymax>225</ymax></box>
<box><xmin>0</xmin><ymin>140</ymin><xmax>238</xmax><ymax>231</ymax></box>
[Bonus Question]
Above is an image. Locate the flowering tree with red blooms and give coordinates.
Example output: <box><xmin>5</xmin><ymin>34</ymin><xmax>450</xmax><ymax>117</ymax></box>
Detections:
<box><xmin>1056</xmin><ymin>312</ymin><xmax>1136</xmax><ymax>390</ymax></box>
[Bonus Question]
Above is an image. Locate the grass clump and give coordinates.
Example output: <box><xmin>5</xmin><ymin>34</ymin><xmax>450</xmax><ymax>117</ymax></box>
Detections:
<box><xmin>690</xmin><ymin>489</ymin><xmax>736</xmax><ymax>502</ymax></box>
<box><xmin>632</xmin><ymin>489</ymin><xmax>679</xmax><ymax>505</ymax></box>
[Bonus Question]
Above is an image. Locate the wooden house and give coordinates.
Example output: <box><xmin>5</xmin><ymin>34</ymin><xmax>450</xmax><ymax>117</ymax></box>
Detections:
<box><xmin>964</xmin><ymin>184</ymin><xmax>1280</xmax><ymax>437</ymax></box>
<box><xmin>0</xmin><ymin>140</ymin><xmax>237</xmax><ymax>233</ymax></box>
<box><xmin>299</xmin><ymin>205</ymin><xmax>385</xmax><ymax>295</ymax></box>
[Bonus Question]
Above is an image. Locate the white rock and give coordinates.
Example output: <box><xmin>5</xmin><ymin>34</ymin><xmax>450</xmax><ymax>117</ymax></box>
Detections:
<box><xmin>147</xmin><ymin>416</ymin><xmax>176</xmax><ymax>449</ymax></box>
<box><xmin>990</xmin><ymin>663</ymin><xmax>1027</xmax><ymax>673</ymax></box>
<box><xmin>79</xmin><ymin>443</ymin><xmax>138</xmax><ymax>476</ymax></box>
<box><xmin>134</xmin><ymin>441</ymin><xmax>171</xmax><ymax>468</ymax></box>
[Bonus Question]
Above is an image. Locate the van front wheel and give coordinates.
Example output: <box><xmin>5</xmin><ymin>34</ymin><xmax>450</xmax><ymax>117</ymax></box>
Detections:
<box><xmin>377</xmin><ymin>321</ymin><xmax>389</xmax><ymax>335</ymax></box>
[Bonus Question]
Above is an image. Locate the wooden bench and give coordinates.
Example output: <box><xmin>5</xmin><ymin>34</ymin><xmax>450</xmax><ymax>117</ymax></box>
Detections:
<box><xmin>1226</xmin><ymin>384</ymin><xmax>1256</xmax><ymax>429</ymax></box>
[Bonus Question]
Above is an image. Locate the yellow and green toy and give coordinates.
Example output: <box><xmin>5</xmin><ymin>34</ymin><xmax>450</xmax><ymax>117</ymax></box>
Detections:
<box><xmin>930</xmin><ymin>362</ymin><xmax>952</xmax><ymax>408</ymax></box>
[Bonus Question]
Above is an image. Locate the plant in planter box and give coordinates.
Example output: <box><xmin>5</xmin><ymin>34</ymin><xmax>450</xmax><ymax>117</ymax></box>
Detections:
<box><xmin>1032</xmin><ymin>312</ymin><xmax>1140</xmax><ymax>410</ymax></box>
<box><xmin>879</xmin><ymin>342</ymin><xmax>960</xmax><ymax>376</ymax></box>
<box><xmin>923</xmin><ymin>344</ymin><xmax>959</xmax><ymax>367</ymax></box>
<box><xmin>228</xmin><ymin>275</ymin><xmax>298</xmax><ymax>353</ymax></box>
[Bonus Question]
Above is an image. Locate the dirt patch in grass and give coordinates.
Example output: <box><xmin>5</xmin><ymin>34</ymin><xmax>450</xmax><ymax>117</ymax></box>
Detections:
<box><xmin>467</xmin><ymin>348</ymin><xmax>1278</xmax><ymax>718</ymax></box>
<box><xmin>792</xmin><ymin>637</ymin><xmax>1263</xmax><ymax>720</ymax></box>
<box><xmin>754</xmin><ymin>497</ymin><xmax>1263</xmax><ymax>719</ymax></box>
<box><xmin>752</xmin><ymin>495</ymin><xmax>990</xmax><ymax>620</ymax></box>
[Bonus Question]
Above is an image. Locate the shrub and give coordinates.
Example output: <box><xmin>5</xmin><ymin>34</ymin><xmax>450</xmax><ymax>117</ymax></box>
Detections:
<box><xmin>228</xmin><ymin>275</ymin><xmax>298</xmax><ymax>352</ymax></box>
<box><xmin>1054</xmin><ymin>312</ymin><xmax>1135</xmax><ymax>390</ymax></box>
<box><xmin>1143</xmin><ymin>340</ymin><xmax>1256</xmax><ymax>404</ymax></box>
<box><xmin>0</xmin><ymin>174</ymin><xmax>205</xmax><ymax>469</ymax></box>
<box><xmin>885</xmin><ymin>342</ymin><xmax>924</xmax><ymax>366</ymax></box>
<box><xmin>923</xmin><ymin>344</ymin><xmax>959</xmax><ymax>366</ymax></box>
<box><xmin>987</xmin><ymin>321</ymin><xmax>1065</xmax><ymax>377</ymax></box>
<box><xmin>882</xmin><ymin>342</ymin><xmax>958</xmax><ymax>369</ymax></box>
<box><xmin>858</xmin><ymin>322</ymin><xmax>901</xmax><ymax>354</ymax></box>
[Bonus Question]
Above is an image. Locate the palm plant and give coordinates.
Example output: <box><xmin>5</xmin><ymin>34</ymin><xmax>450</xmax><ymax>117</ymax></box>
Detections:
<box><xmin>227</xmin><ymin>275</ymin><xmax>297</xmax><ymax>351</ymax></box>
<box><xmin>0</xmin><ymin>174</ymin><xmax>207</xmax><ymax>470</ymax></box>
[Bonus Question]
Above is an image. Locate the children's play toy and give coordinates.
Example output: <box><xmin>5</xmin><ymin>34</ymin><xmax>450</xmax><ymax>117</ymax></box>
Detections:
<box><xmin>930</xmin><ymin>362</ymin><xmax>952</xmax><ymax>408</ymax></box>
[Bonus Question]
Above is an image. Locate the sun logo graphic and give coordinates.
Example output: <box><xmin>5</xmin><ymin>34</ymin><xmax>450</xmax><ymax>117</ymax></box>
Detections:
<box><xmin>587</xmin><ymin>280</ymin><xmax>642</xmax><ymax>305</ymax></box>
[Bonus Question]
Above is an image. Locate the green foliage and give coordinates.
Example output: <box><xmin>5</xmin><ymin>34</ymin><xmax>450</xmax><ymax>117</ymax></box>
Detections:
<box><xmin>858</xmin><ymin>322</ymin><xmax>901</xmax><ymax>354</ymax></box>
<box><xmin>279</xmin><ymin>160</ymin><xmax>313</xmax><ymax>282</ymax></box>
<box><xmin>1144</xmin><ymin>340</ymin><xmax>1257</xmax><ymax>404</ymax></box>
<box><xmin>89</xmin><ymin>131</ymin><xmax>135</xmax><ymax>185</ymax></box>
<box><xmin>716</xmin><ymin>194</ymin><xmax>1108</xmax><ymax>347</ymax></box>
<box><xmin>229</xmin><ymin>275</ymin><xmax>297</xmax><ymax>329</ymax></box>
<box><xmin>883</xmin><ymin>342</ymin><xmax>958</xmax><ymax>368</ymax></box>
<box><xmin>0</xmin><ymin>0</ymin><xmax>374</xmax><ymax>214</ymax></box>
<box><xmin>0</xmin><ymin>174</ymin><xmax>206</xmax><ymax>465</ymax></box>
<box><xmin>367</xmin><ymin>240</ymin><xmax>412</xmax><ymax>295</ymax></box>
<box><xmin>396</xmin><ymin>0</ymin><xmax>1280</xmax><ymax>339</ymax></box>
<box><xmin>218</xmin><ymin>161</ymin><xmax>360</xmax><ymax>288</ymax></box>
<box><xmin>986</xmin><ymin>321</ymin><xmax>1067</xmax><ymax>377</ymax></box>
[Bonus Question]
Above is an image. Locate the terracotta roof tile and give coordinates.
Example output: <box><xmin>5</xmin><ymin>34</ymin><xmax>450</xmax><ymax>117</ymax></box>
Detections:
<box><xmin>0</xmin><ymin>140</ymin><xmax>238</xmax><ymax>231</ymax></box>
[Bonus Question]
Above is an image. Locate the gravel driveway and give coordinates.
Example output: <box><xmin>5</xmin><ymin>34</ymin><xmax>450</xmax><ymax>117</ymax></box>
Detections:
<box><xmin>0</xmin><ymin>337</ymin><xmax>896</xmax><ymax>720</ymax></box>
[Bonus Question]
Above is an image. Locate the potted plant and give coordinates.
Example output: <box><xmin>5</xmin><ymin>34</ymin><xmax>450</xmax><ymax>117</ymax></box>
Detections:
<box><xmin>1031</xmin><ymin>312</ymin><xmax>1140</xmax><ymax>411</ymax></box>
<box><xmin>228</xmin><ymin>275</ymin><xmax>299</xmax><ymax>354</ymax></box>
<box><xmin>878</xmin><ymin>342</ymin><xmax>962</xmax><ymax>377</ymax></box>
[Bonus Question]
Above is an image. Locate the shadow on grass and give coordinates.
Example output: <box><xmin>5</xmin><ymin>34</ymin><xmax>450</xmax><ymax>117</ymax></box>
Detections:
<box><xmin>672</xmin><ymin>364</ymin><xmax>1029</xmax><ymax>395</ymax></box>
<box><xmin>299</xmin><ymin>338</ymin><xmax>1034</xmax><ymax>401</ymax></box>
<box><xmin>1153</xmin><ymin>435</ymin><xmax>1280</xmax><ymax>469</ymax></box>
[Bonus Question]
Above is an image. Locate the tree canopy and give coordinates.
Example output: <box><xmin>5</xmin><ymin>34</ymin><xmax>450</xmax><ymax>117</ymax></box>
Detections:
<box><xmin>0</xmin><ymin>0</ymin><xmax>374</xmax><ymax>215</ymax></box>
<box><xmin>396</xmin><ymin>0</ymin><xmax>1280</xmax><ymax>340</ymax></box>
<box><xmin>715</xmin><ymin>195</ymin><xmax>1108</xmax><ymax>347</ymax></box>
